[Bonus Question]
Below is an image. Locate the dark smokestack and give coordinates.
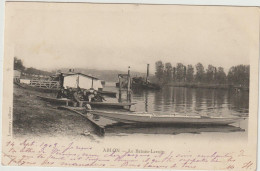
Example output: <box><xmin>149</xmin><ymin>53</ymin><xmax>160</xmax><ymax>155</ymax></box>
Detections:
<box><xmin>146</xmin><ymin>64</ymin><xmax>149</xmax><ymax>83</ymax></box>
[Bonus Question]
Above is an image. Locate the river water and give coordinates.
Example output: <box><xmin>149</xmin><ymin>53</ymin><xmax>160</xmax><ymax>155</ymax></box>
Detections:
<box><xmin>131</xmin><ymin>86</ymin><xmax>248</xmax><ymax>117</ymax></box>
<box><xmin>99</xmin><ymin>83</ymin><xmax>249</xmax><ymax>140</ymax></box>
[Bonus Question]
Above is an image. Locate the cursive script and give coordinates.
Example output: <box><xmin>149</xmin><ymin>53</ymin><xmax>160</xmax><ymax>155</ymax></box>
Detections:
<box><xmin>2</xmin><ymin>139</ymin><xmax>254</xmax><ymax>170</ymax></box>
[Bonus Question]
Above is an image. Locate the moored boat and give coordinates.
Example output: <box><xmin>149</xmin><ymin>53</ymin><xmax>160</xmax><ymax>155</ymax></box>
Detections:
<box><xmin>37</xmin><ymin>95</ymin><xmax>135</xmax><ymax>109</ymax></box>
<box><xmin>87</xmin><ymin>110</ymin><xmax>245</xmax><ymax>125</ymax></box>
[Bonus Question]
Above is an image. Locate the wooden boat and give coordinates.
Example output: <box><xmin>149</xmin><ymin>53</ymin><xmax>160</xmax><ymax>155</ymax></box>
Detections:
<box><xmin>87</xmin><ymin>110</ymin><xmax>244</xmax><ymax>125</ymax></box>
<box><xmin>37</xmin><ymin>95</ymin><xmax>70</xmax><ymax>104</ymax></box>
<box><xmin>105</xmin><ymin>124</ymin><xmax>244</xmax><ymax>135</ymax></box>
<box><xmin>98</xmin><ymin>90</ymin><xmax>117</xmax><ymax>98</ymax></box>
<box><xmin>58</xmin><ymin>106</ymin><xmax>105</xmax><ymax>135</ymax></box>
<box><xmin>37</xmin><ymin>95</ymin><xmax>135</xmax><ymax>109</ymax></box>
<box><xmin>132</xmin><ymin>77</ymin><xmax>161</xmax><ymax>90</ymax></box>
<box><xmin>132</xmin><ymin>82</ymin><xmax>161</xmax><ymax>90</ymax></box>
<box><xmin>116</xmin><ymin>77</ymin><xmax>161</xmax><ymax>90</ymax></box>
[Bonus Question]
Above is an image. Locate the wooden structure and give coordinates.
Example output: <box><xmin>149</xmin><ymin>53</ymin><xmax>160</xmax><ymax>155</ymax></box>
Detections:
<box><xmin>58</xmin><ymin>106</ymin><xmax>105</xmax><ymax>136</ymax></box>
<box><xmin>131</xmin><ymin>64</ymin><xmax>161</xmax><ymax>90</ymax></box>
<box><xmin>15</xmin><ymin>81</ymin><xmax>116</xmax><ymax>97</ymax></box>
<box><xmin>116</xmin><ymin>64</ymin><xmax>161</xmax><ymax>90</ymax></box>
<box><xmin>118</xmin><ymin>66</ymin><xmax>132</xmax><ymax>102</ymax></box>
<box><xmin>15</xmin><ymin>82</ymin><xmax>59</xmax><ymax>93</ymax></box>
<box><xmin>146</xmin><ymin>64</ymin><xmax>149</xmax><ymax>83</ymax></box>
<box><xmin>30</xmin><ymin>80</ymin><xmax>60</xmax><ymax>89</ymax></box>
<box><xmin>63</xmin><ymin>73</ymin><xmax>103</xmax><ymax>91</ymax></box>
<box><xmin>37</xmin><ymin>95</ymin><xmax>135</xmax><ymax>109</ymax></box>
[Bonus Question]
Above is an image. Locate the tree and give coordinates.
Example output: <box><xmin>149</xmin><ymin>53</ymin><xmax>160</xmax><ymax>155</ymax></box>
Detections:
<box><xmin>195</xmin><ymin>63</ymin><xmax>205</xmax><ymax>83</ymax></box>
<box><xmin>165</xmin><ymin>62</ymin><xmax>173</xmax><ymax>82</ymax></box>
<box><xmin>227</xmin><ymin>65</ymin><xmax>249</xmax><ymax>87</ymax></box>
<box><xmin>206</xmin><ymin>65</ymin><xmax>216</xmax><ymax>83</ymax></box>
<box><xmin>215</xmin><ymin>67</ymin><xmax>227</xmax><ymax>84</ymax></box>
<box><xmin>186</xmin><ymin>65</ymin><xmax>194</xmax><ymax>82</ymax></box>
<box><xmin>176</xmin><ymin>63</ymin><xmax>185</xmax><ymax>82</ymax></box>
<box><xmin>155</xmin><ymin>61</ymin><xmax>164</xmax><ymax>81</ymax></box>
<box><xmin>14</xmin><ymin>57</ymin><xmax>25</xmax><ymax>71</ymax></box>
<box><xmin>172</xmin><ymin>67</ymin><xmax>176</xmax><ymax>81</ymax></box>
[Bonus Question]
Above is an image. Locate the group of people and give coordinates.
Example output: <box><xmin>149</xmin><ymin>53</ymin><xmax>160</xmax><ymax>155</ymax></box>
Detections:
<box><xmin>57</xmin><ymin>87</ymin><xmax>105</xmax><ymax>106</ymax></box>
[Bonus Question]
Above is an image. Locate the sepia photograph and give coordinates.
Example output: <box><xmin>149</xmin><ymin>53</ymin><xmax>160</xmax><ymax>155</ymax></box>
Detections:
<box><xmin>1</xmin><ymin>1</ymin><xmax>259</xmax><ymax>170</ymax></box>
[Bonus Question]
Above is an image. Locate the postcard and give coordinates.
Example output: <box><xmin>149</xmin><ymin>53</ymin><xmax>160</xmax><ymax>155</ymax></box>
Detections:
<box><xmin>1</xmin><ymin>2</ymin><xmax>259</xmax><ymax>170</ymax></box>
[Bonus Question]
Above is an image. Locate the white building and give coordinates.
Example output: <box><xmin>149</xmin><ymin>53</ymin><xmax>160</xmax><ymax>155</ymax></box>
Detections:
<box><xmin>63</xmin><ymin>73</ymin><xmax>103</xmax><ymax>91</ymax></box>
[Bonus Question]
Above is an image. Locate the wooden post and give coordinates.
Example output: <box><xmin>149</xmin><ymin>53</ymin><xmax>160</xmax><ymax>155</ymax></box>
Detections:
<box><xmin>146</xmin><ymin>64</ymin><xmax>149</xmax><ymax>83</ymax></box>
<box><xmin>91</xmin><ymin>78</ymin><xmax>94</xmax><ymax>88</ymax></box>
<box><xmin>76</xmin><ymin>74</ymin><xmax>79</xmax><ymax>88</ymax></box>
<box><xmin>183</xmin><ymin>66</ymin><xmax>186</xmax><ymax>82</ymax></box>
<box><xmin>127</xmin><ymin>66</ymin><xmax>131</xmax><ymax>102</ymax></box>
<box><xmin>145</xmin><ymin>90</ymin><xmax>148</xmax><ymax>112</ymax></box>
<box><xmin>118</xmin><ymin>75</ymin><xmax>122</xmax><ymax>102</ymax></box>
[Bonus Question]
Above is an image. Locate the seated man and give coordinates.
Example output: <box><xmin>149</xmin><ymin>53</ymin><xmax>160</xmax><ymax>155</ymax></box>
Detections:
<box><xmin>72</xmin><ymin>90</ymin><xmax>81</xmax><ymax>107</ymax></box>
<box><xmin>66</xmin><ymin>88</ymin><xmax>74</xmax><ymax>99</ymax></box>
<box><xmin>91</xmin><ymin>90</ymin><xmax>105</xmax><ymax>102</ymax></box>
<box><xmin>82</xmin><ymin>90</ymin><xmax>91</xmax><ymax>102</ymax></box>
<box><xmin>56</xmin><ymin>87</ymin><xmax>67</xmax><ymax>98</ymax></box>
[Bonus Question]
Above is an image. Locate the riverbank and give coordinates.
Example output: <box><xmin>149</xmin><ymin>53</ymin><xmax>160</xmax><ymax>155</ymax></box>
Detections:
<box><xmin>13</xmin><ymin>85</ymin><xmax>99</xmax><ymax>140</ymax></box>
<box><xmin>165</xmin><ymin>82</ymin><xmax>249</xmax><ymax>91</ymax></box>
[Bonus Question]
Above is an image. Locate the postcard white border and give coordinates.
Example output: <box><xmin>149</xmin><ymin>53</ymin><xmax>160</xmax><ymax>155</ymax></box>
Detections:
<box><xmin>0</xmin><ymin>1</ymin><xmax>259</xmax><ymax>171</ymax></box>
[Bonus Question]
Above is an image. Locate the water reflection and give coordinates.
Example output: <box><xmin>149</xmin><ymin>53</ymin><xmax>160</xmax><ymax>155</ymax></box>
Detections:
<box><xmin>131</xmin><ymin>86</ymin><xmax>249</xmax><ymax>117</ymax></box>
<box><xmin>99</xmin><ymin>86</ymin><xmax>248</xmax><ymax>137</ymax></box>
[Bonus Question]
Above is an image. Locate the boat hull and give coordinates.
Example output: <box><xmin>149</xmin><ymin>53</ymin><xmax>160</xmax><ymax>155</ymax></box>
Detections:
<box><xmin>37</xmin><ymin>95</ymin><xmax>135</xmax><ymax>109</ymax></box>
<box><xmin>90</xmin><ymin>110</ymin><xmax>244</xmax><ymax>125</ymax></box>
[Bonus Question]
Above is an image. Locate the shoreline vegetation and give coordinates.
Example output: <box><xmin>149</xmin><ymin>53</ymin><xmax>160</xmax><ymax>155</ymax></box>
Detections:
<box><xmin>165</xmin><ymin>82</ymin><xmax>249</xmax><ymax>91</ymax></box>
<box><xmin>14</xmin><ymin>57</ymin><xmax>249</xmax><ymax>91</ymax></box>
<box><xmin>154</xmin><ymin>61</ymin><xmax>249</xmax><ymax>91</ymax></box>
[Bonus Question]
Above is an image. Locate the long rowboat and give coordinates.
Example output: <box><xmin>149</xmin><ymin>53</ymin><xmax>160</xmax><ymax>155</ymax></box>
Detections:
<box><xmin>88</xmin><ymin>110</ymin><xmax>244</xmax><ymax>125</ymax></box>
<box><xmin>37</xmin><ymin>95</ymin><xmax>135</xmax><ymax>109</ymax></box>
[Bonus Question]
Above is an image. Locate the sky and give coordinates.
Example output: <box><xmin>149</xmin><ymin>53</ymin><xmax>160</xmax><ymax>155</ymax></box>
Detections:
<box><xmin>5</xmin><ymin>2</ymin><xmax>259</xmax><ymax>73</ymax></box>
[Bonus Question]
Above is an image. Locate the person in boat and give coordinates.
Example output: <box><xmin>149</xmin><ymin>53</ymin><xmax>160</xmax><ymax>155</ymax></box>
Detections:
<box><xmin>66</xmin><ymin>88</ymin><xmax>74</xmax><ymax>99</ymax></box>
<box><xmin>82</xmin><ymin>90</ymin><xmax>91</xmax><ymax>102</ymax></box>
<box><xmin>87</xmin><ymin>88</ymin><xmax>95</xmax><ymax>101</ymax></box>
<box><xmin>91</xmin><ymin>90</ymin><xmax>105</xmax><ymax>102</ymax></box>
<box><xmin>72</xmin><ymin>87</ymin><xmax>84</xmax><ymax>107</ymax></box>
<box><xmin>56</xmin><ymin>87</ymin><xmax>67</xmax><ymax>98</ymax></box>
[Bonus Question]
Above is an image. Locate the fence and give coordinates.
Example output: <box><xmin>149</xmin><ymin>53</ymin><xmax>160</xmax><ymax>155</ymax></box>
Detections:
<box><xmin>30</xmin><ymin>80</ymin><xmax>60</xmax><ymax>89</ymax></box>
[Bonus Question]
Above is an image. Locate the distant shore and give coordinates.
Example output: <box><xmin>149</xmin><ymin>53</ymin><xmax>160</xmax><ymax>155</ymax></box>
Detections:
<box><xmin>165</xmin><ymin>82</ymin><xmax>249</xmax><ymax>91</ymax></box>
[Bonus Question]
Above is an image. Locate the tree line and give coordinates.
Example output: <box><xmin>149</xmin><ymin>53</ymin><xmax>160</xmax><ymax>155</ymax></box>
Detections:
<box><xmin>155</xmin><ymin>61</ymin><xmax>249</xmax><ymax>87</ymax></box>
<box><xmin>14</xmin><ymin>57</ymin><xmax>53</xmax><ymax>76</ymax></box>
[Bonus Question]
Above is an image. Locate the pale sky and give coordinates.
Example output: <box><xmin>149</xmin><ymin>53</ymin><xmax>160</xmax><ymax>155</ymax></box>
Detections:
<box><xmin>5</xmin><ymin>2</ymin><xmax>259</xmax><ymax>73</ymax></box>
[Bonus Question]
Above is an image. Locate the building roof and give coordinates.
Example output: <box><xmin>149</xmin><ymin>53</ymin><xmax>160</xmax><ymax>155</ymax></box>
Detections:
<box><xmin>63</xmin><ymin>72</ymin><xmax>99</xmax><ymax>80</ymax></box>
<box><xmin>51</xmin><ymin>71</ymin><xmax>100</xmax><ymax>80</ymax></box>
